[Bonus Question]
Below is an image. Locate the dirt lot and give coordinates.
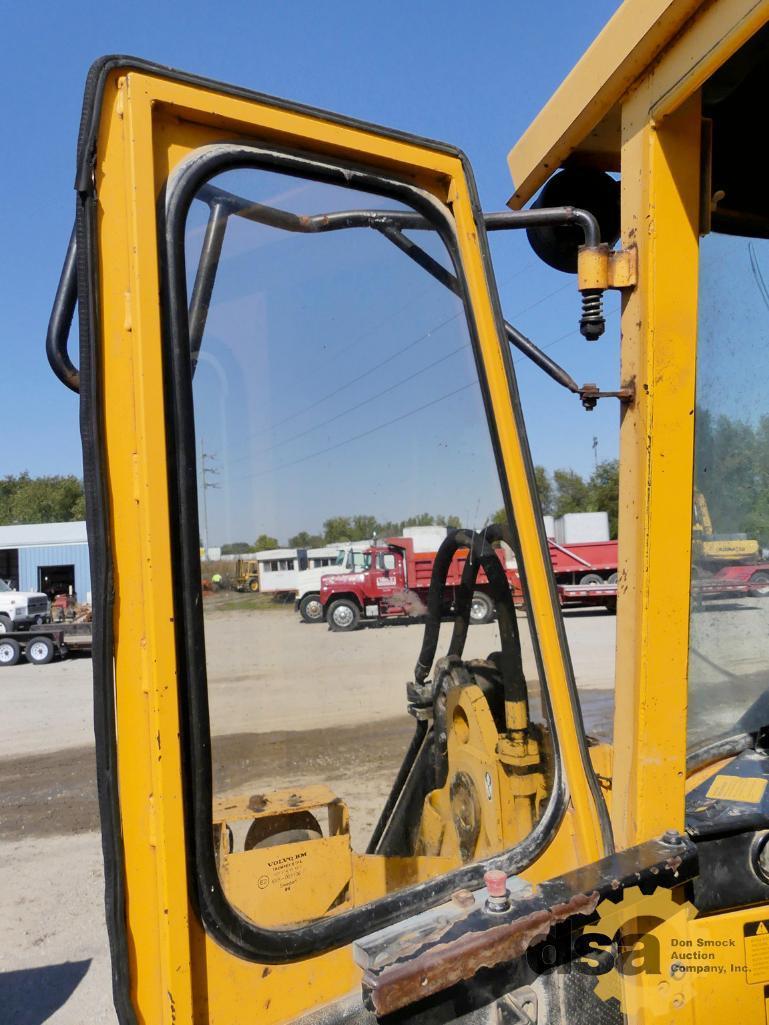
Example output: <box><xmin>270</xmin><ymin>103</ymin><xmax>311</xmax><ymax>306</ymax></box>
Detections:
<box><xmin>0</xmin><ymin>604</ymin><xmax>619</xmax><ymax>1023</ymax></box>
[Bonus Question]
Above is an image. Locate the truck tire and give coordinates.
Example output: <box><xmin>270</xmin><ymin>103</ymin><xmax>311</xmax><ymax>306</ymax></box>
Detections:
<box><xmin>750</xmin><ymin>571</ymin><xmax>769</xmax><ymax>597</ymax></box>
<box><xmin>0</xmin><ymin>638</ymin><xmax>21</xmax><ymax>666</ymax></box>
<box><xmin>469</xmin><ymin>591</ymin><xmax>495</xmax><ymax>625</ymax></box>
<box><xmin>0</xmin><ymin>614</ymin><xmax>12</xmax><ymax>634</ymax></box>
<box><xmin>327</xmin><ymin>599</ymin><xmax>360</xmax><ymax>632</ymax></box>
<box><xmin>299</xmin><ymin>593</ymin><xmax>324</xmax><ymax>624</ymax></box>
<box><xmin>607</xmin><ymin>572</ymin><xmax>618</xmax><ymax>584</ymax></box>
<box><xmin>25</xmin><ymin>635</ymin><xmax>55</xmax><ymax>665</ymax></box>
<box><xmin>579</xmin><ymin>573</ymin><xmax>604</xmax><ymax>585</ymax></box>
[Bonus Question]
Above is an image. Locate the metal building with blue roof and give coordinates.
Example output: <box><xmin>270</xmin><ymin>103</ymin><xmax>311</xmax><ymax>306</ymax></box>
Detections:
<box><xmin>0</xmin><ymin>522</ymin><xmax>90</xmax><ymax>602</ymax></box>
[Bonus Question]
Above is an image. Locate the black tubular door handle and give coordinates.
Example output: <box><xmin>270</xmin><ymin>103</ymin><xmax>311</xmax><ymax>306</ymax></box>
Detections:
<box><xmin>46</xmin><ymin>225</ymin><xmax>80</xmax><ymax>393</ymax></box>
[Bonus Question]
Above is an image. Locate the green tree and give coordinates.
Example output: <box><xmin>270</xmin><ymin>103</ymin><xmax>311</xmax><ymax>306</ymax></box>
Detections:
<box><xmin>436</xmin><ymin>514</ymin><xmax>461</xmax><ymax>528</ymax></box>
<box><xmin>534</xmin><ymin>466</ymin><xmax>554</xmax><ymax>515</ymax></box>
<box><xmin>323</xmin><ymin>516</ymin><xmax>353</xmax><ymax>542</ymax></box>
<box><xmin>351</xmin><ymin>514</ymin><xmax>378</xmax><ymax>540</ymax></box>
<box><xmin>553</xmin><ymin>468</ymin><xmax>591</xmax><ymax>517</ymax></box>
<box><xmin>253</xmin><ymin>533</ymin><xmax>280</xmax><ymax>551</ymax></box>
<box><xmin>400</xmin><ymin>513</ymin><xmax>436</xmax><ymax>528</ymax></box>
<box><xmin>288</xmin><ymin>531</ymin><xmax>325</xmax><ymax>548</ymax></box>
<box><xmin>221</xmin><ymin>542</ymin><xmax>255</xmax><ymax>555</ymax></box>
<box><xmin>0</xmin><ymin>473</ymin><xmax>86</xmax><ymax>525</ymax></box>
<box><xmin>374</xmin><ymin>520</ymin><xmax>401</xmax><ymax>538</ymax></box>
<box><xmin>587</xmin><ymin>460</ymin><xmax>620</xmax><ymax>539</ymax></box>
<box><xmin>323</xmin><ymin>515</ymin><xmax>378</xmax><ymax>542</ymax></box>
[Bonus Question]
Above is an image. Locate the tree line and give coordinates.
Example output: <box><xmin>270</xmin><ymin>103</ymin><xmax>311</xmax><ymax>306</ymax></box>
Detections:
<box><xmin>223</xmin><ymin>460</ymin><xmax>620</xmax><ymax>553</ymax></box>
<box><xmin>223</xmin><ymin>513</ymin><xmax>464</xmax><ymax>554</ymax></box>
<box><xmin>0</xmin><ymin>463</ymin><xmax>620</xmax><ymax>544</ymax></box>
<box><xmin>530</xmin><ymin>460</ymin><xmax>619</xmax><ymax>538</ymax></box>
<box><xmin>0</xmin><ymin>473</ymin><xmax>85</xmax><ymax>525</ymax></box>
<box><xmin>695</xmin><ymin>411</ymin><xmax>769</xmax><ymax>547</ymax></box>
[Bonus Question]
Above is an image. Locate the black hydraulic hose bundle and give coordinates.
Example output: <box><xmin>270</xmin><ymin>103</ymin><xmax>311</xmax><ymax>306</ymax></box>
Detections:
<box><xmin>414</xmin><ymin>525</ymin><xmax>530</xmax><ymax>733</ymax></box>
<box><xmin>413</xmin><ymin>528</ymin><xmax>476</xmax><ymax>686</ymax></box>
<box><xmin>483</xmin><ymin>523</ymin><xmax>530</xmax><ymax>726</ymax></box>
<box><xmin>414</xmin><ymin>529</ymin><xmax>528</xmax><ymax>709</ymax></box>
<box><xmin>412</xmin><ymin>526</ymin><xmax>532</xmax><ymax>796</ymax></box>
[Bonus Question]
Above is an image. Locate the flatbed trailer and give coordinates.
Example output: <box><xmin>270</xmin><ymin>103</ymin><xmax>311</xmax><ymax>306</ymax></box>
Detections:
<box><xmin>557</xmin><ymin>582</ymin><xmax>617</xmax><ymax>609</ymax></box>
<box><xmin>0</xmin><ymin>622</ymin><xmax>92</xmax><ymax>666</ymax></box>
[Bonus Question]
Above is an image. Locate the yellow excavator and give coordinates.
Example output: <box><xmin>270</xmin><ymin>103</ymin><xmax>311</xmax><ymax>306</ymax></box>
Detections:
<box><xmin>692</xmin><ymin>488</ymin><xmax>760</xmax><ymax>568</ymax></box>
<box><xmin>45</xmin><ymin>1</ymin><xmax>769</xmax><ymax>1022</ymax></box>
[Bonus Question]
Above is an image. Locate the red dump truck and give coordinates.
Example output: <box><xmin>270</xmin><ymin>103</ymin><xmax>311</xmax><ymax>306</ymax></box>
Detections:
<box><xmin>318</xmin><ymin>535</ymin><xmax>619</xmax><ymax>631</ymax></box>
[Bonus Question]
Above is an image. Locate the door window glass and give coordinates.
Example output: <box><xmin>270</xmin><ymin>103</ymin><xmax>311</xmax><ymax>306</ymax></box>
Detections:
<box><xmin>180</xmin><ymin>161</ymin><xmax>557</xmax><ymax>930</ymax></box>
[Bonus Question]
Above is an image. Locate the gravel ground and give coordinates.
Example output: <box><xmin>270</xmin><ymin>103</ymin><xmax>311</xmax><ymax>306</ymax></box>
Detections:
<box><xmin>0</xmin><ymin>603</ymin><xmax>620</xmax><ymax>1024</ymax></box>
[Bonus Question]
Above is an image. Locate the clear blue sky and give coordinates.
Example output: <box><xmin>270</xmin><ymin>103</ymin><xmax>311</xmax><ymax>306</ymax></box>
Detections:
<box><xmin>1</xmin><ymin>0</ymin><xmax>621</xmax><ymax>509</ymax></box>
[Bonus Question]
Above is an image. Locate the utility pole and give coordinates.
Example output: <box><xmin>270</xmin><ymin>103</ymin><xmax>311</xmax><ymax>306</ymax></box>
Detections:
<box><xmin>200</xmin><ymin>436</ymin><xmax>220</xmax><ymax>558</ymax></box>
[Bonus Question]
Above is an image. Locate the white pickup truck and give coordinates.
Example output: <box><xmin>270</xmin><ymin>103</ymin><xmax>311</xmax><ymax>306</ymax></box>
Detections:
<box><xmin>0</xmin><ymin>579</ymin><xmax>51</xmax><ymax>632</ymax></box>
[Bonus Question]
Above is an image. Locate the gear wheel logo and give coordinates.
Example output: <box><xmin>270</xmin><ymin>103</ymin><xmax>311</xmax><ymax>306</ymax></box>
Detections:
<box><xmin>583</xmin><ymin>885</ymin><xmax>696</xmax><ymax>1020</ymax></box>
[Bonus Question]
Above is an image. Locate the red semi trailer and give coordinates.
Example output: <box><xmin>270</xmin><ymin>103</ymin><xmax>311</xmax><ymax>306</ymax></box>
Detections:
<box><xmin>318</xmin><ymin>535</ymin><xmax>619</xmax><ymax>631</ymax></box>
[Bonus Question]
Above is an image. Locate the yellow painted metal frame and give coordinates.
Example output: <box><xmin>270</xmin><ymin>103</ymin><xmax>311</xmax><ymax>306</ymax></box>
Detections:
<box><xmin>507</xmin><ymin>0</ymin><xmax>769</xmax><ymax>208</ymax></box>
<box><xmin>612</xmin><ymin>0</ymin><xmax>769</xmax><ymax>849</ymax></box>
<box><xmin>506</xmin><ymin>0</ymin><xmax>705</xmax><ymax>207</ymax></box>
<box><xmin>507</xmin><ymin>0</ymin><xmax>769</xmax><ymax>851</ymax></box>
<box><xmin>93</xmin><ymin>65</ymin><xmax>607</xmax><ymax>1024</ymax></box>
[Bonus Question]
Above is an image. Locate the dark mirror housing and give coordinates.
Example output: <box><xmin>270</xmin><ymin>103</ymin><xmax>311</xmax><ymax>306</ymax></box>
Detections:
<box><xmin>526</xmin><ymin>169</ymin><xmax>621</xmax><ymax>273</ymax></box>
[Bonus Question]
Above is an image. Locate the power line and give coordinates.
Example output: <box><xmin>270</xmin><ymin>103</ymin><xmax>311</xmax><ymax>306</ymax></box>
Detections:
<box><xmin>227</xmin><ymin>290</ymin><xmax>580</xmax><ymax>471</ymax></box>
<box><xmin>229</xmin><ymin>341</ymin><xmax>471</xmax><ymax>465</ymax></box>
<box><xmin>230</xmin><ymin>308</ymin><xmax>622</xmax><ymax>482</ymax></box>
<box><xmin>237</xmin><ymin>263</ymin><xmax>539</xmax><ymax>443</ymax></box>
<box><xmin>233</xmin><ymin>380</ymin><xmax>476</xmax><ymax>482</ymax></box>
<box><xmin>268</xmin><ymin>310</ymin><xmax>463</xmax><ymax>432</ymax></box>
<box><xmin>504</xmin><ymin>281</ymin><xmax>571</xmax><ymax>319</ymax></box>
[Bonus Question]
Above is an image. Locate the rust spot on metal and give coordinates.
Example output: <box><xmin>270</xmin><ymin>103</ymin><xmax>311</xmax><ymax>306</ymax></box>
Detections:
<box><xmin>451</xmin><ymin>889</ymin><xmax>476</xmax><ymax>909</ymax></box>
<box><xmin>364</xmin><ymin>891</ymin><xmax>600</xmax><ymax>1017</ymax></box>
<box><xmin>248</xmin><ymin>794</ymin><xmax>267</xmax><ymax>812</ymax></box>
<box><xmin>665</xmin><ymin>856</ymin><xmax>683</xmax><ymax>873</ymax></box>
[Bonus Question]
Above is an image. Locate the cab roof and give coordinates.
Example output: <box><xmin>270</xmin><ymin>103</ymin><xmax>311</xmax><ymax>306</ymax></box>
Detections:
<box><xmin>507</xmin><ymin>0</ymin><xmax>703</xmax><ymax>208</ymax></box>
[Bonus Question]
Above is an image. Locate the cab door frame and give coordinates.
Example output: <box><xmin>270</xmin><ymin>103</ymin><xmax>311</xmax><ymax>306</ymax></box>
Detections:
<box><xmin>75</xmin><ymin>56</ymin><xmax>609</xmax><ymax>1024</ymax></box>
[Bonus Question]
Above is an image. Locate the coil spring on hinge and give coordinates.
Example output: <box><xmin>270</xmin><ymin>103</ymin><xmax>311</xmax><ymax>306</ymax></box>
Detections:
<box><xmin>579</xmin><ymin>289</ymin><xmax>605</xmax><ymax>340</ymax></box>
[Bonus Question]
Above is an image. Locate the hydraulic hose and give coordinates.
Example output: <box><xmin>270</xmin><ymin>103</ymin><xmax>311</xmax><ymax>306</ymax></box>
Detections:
<box><xmin>413</xmin><ymin>526</ymin><xmax>529</xmax><ymax>738</ymax></box>
<box><xmin>449</xmin><ymin>528</ymin><xmax>529</xmax><ymax>735</ymax></box>
<box><xmin>485</xmin><ymin>524</ymin><xmax>530</xmax><ymax>736</ymax></box>
<box><xmin>413</xmin><ymin>528</ymin><xmax>476</xmax><ymax>685</ymax></box>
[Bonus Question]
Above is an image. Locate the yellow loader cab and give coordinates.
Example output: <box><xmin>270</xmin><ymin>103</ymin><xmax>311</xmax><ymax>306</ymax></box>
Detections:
<box><xmin>234</xmin><ymin>557</ymin><xmax>260</xmax><ymax>592</ymax></box>
<box><xmin>44</xmin><ymin>2</ymin><xmax>769</xmax><ymax>1022</ymax></box>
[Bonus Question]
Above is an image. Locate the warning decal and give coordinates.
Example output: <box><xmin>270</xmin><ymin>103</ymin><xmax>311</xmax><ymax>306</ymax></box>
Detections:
<box><xmin>707</xmin><ymin>774</ymin><xmax>767</xmax><ymax>804</ymax></box>
<box><xmin>744</xmin><ymin>921</ymin><xmax>769</xmax><ymax>984</ymax></box>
